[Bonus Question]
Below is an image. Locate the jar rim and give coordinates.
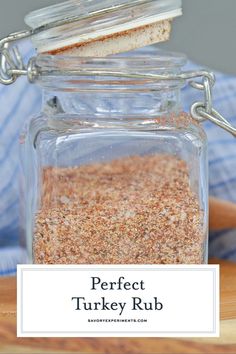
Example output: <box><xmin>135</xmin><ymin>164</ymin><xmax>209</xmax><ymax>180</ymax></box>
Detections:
<box><xmin>35</xmin><ymin>48</ymin><xmax>187</xmax><ymax>91</ymax></box>
<box><xmin>25</xmin><ymin>0</ymin><xmax>182</xmax><ymax>54</ymax></box>
<box><xmin>36</xmin><ymin>48</ymin><xmax>187</xmax><ymax>71</ymax></box>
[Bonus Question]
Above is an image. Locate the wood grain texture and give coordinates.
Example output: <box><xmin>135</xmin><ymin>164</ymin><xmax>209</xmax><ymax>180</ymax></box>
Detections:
<box><xmin>209</xmin><ymin>197</ymin><xmax>236</xmax><ymax>231</ymax></box>
<box><xmin>0</xmin><ymin>259</ymin><xmax>235</xmax><ymax>354</ymax></box>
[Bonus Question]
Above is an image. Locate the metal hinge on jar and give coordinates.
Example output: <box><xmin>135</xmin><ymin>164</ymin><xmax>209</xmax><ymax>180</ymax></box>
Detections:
<box><xmin>0</xmin><ymin>22</ymin><xmax>236</xmax><ymax>137</ymax></box>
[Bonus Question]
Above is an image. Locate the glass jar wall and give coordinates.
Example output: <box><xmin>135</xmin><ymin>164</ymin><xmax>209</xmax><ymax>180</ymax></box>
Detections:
<box><xmin>21</xmin><ymin>51</ymin><xmax>208</xmax><ymax>265</ymax></box>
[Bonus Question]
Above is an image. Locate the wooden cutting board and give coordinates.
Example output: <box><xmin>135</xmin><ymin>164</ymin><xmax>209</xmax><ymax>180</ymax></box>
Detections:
<box><xmin>0</xmin><ymin>259</ymin><xmax>236</xmax><ymax>354</ymax></box>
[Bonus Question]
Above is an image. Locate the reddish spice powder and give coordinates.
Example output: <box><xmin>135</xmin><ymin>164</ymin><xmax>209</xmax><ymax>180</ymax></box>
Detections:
<box><xmin>34</xmin><ymin>154</ymin><xmax>205</xmax><ymax>264</ymax></box>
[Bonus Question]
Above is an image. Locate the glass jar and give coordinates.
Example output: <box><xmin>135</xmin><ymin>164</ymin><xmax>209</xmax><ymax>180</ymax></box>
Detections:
<box><xmin>20</xmin><ymin>50</ymin><xmax>208</xmax><ymax>265</ymax></box>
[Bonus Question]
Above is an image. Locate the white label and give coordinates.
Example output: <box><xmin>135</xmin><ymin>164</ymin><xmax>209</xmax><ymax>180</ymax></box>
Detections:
<box><xmin>17</xmin><ymin>265</ymin><xmax>219</xmax><ymax>338</ymax></box>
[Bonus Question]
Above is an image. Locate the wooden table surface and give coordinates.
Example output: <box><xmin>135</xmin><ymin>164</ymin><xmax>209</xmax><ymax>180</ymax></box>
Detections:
<box><xmin>0</xmin><ymin>259</ymin><xmax>236</xmax><ymax>354</ymax></box>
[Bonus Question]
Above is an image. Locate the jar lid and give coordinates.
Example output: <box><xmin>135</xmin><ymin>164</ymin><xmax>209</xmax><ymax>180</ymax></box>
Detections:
<box><xmin>25</xmin><ymin>0</ymin><xmax>182</xmax><ymax>57</ymax></box>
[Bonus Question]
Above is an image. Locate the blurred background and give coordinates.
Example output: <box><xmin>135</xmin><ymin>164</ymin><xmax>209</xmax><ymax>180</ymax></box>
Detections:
<box><xmin>0</xmin><ymin>0</ymin><xmax>236</xmax><ymax>74</ymax></box>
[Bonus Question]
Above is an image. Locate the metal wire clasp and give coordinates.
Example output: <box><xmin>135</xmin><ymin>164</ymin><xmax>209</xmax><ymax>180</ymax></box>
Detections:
<box><xmin>0</xmin><ymin>30</ymin><xmax>38</xmax><ymax>84</ymax></box>
<box><xmin>0</xmin><ymin>29</ymin><xmax>236</xmax><ymax>137</ymax></box>
<box><xmin>190</xmin><ymin>76</ymin><xmax>236</xmax><ymax>137</ymax></box>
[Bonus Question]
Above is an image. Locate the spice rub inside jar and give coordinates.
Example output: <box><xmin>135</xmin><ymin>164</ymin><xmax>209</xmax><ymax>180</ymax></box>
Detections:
<box><xmin>34</xmin><ymin>154</ymin><xmax>205</xmax><ymax>265</ymax></box>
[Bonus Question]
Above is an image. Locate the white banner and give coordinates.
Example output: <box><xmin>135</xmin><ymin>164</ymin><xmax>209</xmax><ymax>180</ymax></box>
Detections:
<box><xmin>17</xmin><ymin>265</ymin><xmax>219</xmax><ymax>338</ymax></box>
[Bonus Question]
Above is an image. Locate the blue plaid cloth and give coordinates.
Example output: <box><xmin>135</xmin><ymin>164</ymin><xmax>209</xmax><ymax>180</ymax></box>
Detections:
<box><xmin>0</xmin><ymin>42</ymin><xmax>236</xmax><ymax>276</ymax></box>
